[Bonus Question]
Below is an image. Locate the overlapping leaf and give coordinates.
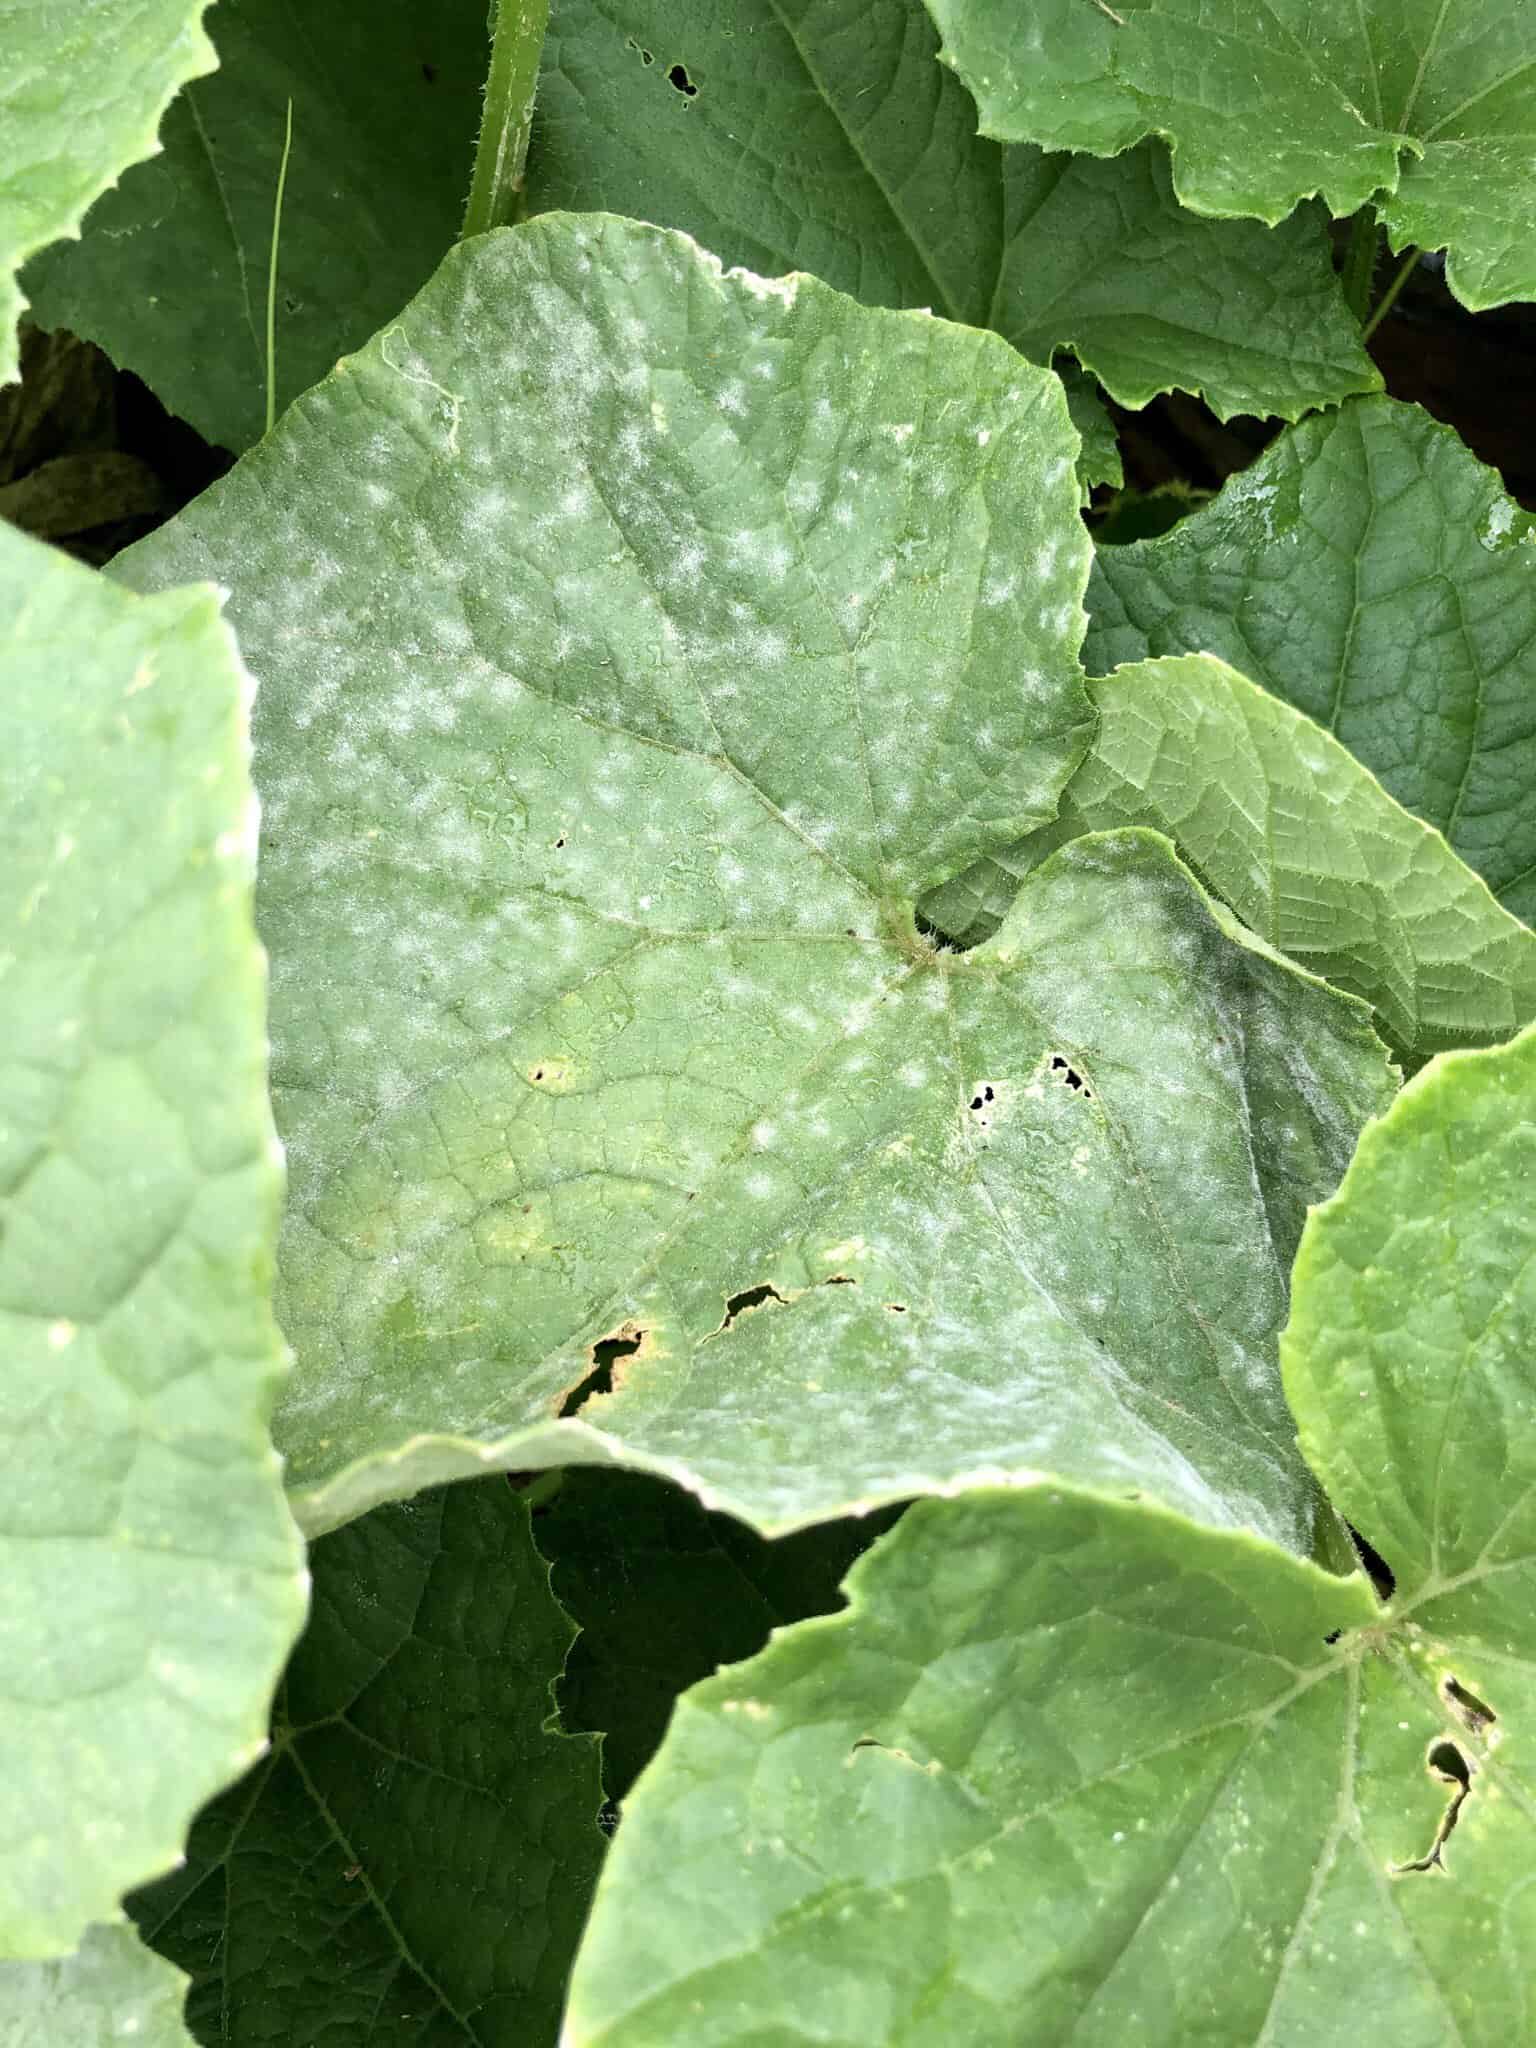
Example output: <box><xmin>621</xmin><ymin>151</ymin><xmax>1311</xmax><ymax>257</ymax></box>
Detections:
<box><xmin>129</xmin><ymin>1481</ymin><xmax>604</xmax><ymax>2047</ymax></box>
<box><xmin>0</xmin><ymin>1921</ymin><xmax>194</xmax><ymax>2048</ymax></box>
<box><xmin>530</xmin><ymin>0</ymin><xmax>1377</xmax><ymax>442</ymax></box>
<box><xmin>565</xmin><ymin>1022</ymin><xmax>1536</xmax><ymax>2047</ymax></box>
<box><xmin>0</xmin><ymin>0</ymin><xmax>216</xmax><ymax>383</ymax></box>
<box><xmin>539</xmin><ymin>1469</ymin><xmax>901</xmax><ymax>1802</ymax></box>
<box><xmin>1087</xmin><ymin>395</ymin><xmax>1536</xmax><ymax>924</ymax></box>
<box><xmin>118</xmin><ymin>213</ymin><xmax>1395</xmax><ymax>1547</ymax></box>
<box><xmin>923</xmin><ymin>0</ymin><xmax>1536</xmax><ymax>311</ymax></box>
<box><xmin>0</xmin><ymin>523</ymin><xmax>305</xmax><ymax>1954</ymax></box>
<box><xmin>21</xmin><ymin>0</ymin><xmax>490</xmax><ymax>450</ymax></box>
<box><xmin>923</xmin><ymin>652</ymin><xmax>1536</xmax><ymax>1058</ymax></box>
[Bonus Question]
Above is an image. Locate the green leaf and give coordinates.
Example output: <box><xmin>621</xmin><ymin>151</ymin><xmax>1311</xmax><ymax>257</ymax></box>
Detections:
<box><xmin>0</xmin><ymin>1922</ymin><xmax>194</xmax><ymax>2048</ymax></box>
<box><xmin>922</xmin><ymin>0</ymin><xmax>1536</xmax><ymax>313</ymax></box>
<box><xmin>1087</xmin><ymin>395</ymin><xmax>1536</xmax><ymax>925</ymax></box>
<box><xmin>130</xmin><ymin>1480</ymin><xmax>605</xmax><ymax>2047</ymax></box>
<box><xmin>565</xmin><ymin>1025</ymin><xmax>1536</xmax><ymax>2046</ymax></box>
<box><xmin>21</xmin><ymin>0</ymin><xmax>491</xmax><ymax>450</ymax></box>
<box><xmin>0</xmin><ymin>523</ymin><xmax>305</xmax><ymax>1955</ymax></box>
<box><xmin>538</xmin><ymin>1469</ymin><xmax>901</xmax><ymax>1803</ymax></box>
<box><xmin>529</xmin><ymin>0</ymin><xmax>1378</xmax><ymax>426</ymax></box>
<box><xmin>117</xmin><ymin>214</ymin><xmax>1394</xmax><ymax>1549</ymax></box>
<box><xmin>925</xmin><ymin>652</ymin><xmax>1536</xmax><ymax>1059</ymax></box>
<box><xmin>0</xmin><ymin>0</ymin><xmax>216</xmax><ymax>384</ymax></box>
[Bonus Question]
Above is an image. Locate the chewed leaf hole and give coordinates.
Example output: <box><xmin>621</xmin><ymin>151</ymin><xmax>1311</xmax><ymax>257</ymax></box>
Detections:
<box><xmin>1443</xmin><ymin>1675</ymin><xmax>1498</xmax><ymax>1737</ymax></box>
<box><xmin>1345</xmin><ymin>1521</ymin><xmax>1396</xmax><ymax>1601</ymax></box>
<box><xmin>626</xmin><ymin>36</ymin><xmax>654</xmax><ymax>63</ymax></box>
<box><xmin>668</xmin><ymin>62</ymin><xmax>698</xmax><ymax>95</ymax></box>
<box><xmin>1395</xmin><ymin>1740</ymin><xmax>1474</xmax><ymax>1876</ymax></box>
<box><xmin>559</xmin><ymin>1325</ymin><xmax>645</xmax><ymax>1417</ymax></box>
<box><xmin>706</xmin><ymin>1273</ymin><xmax>859</xmax><ymax>1341</ymax></box>
<box><xmin>1048</xmin><ymin>1053</ymin><xmax>1092</xmax><ymax>1098</ymax></box>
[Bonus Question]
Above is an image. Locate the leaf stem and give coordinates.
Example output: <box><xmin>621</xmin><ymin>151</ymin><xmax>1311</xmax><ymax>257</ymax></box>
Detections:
<box><xmin>1361</xmin><ymin>245</ymin><xmax>1420</xmax><ymax>341</ymax></box>
<box><xmin>462</xmin><ymin>0</ymin><xmax>549</xmax><ymax>240</ymax></box>
<box><xmin>264</xmin><ymin>97</ymin><xmax>294</xmax><ymax>438</ymax></box>
<box><xmin>1340</xmin><ymin>206</ymin><xmax>1381</xmax><ymax>326</ymax></box>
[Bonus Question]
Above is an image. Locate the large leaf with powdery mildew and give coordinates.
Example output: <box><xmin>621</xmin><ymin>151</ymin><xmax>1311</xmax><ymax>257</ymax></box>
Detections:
<box><xmin>925</xmin><ymin>654</ymin><xmax>1536</xmax><ymax>1059</ymax></box>
<box><xmin>0</xmin><ymin>523</ymin><xmax>305</xmax><ymax>1955</ymax></box>
<box><xmin>129</xmin><ymin>1481</ymin><xmax>604</xmax><ymax>2047</ymax></box>
<box><xmin>0</xmin><ymin>0</ymin><xmax>216</xmax><ymax>384</ymax></box>
<box><xmin>565</xmin><ymin>1024</ymin><xmax>1536</xmax><ymax>2047</ymax></box>
<box><xmin>118</xmin><ymin>213</ymin><xmax>1394</xmax><ymax>1552</ymax></box>
<box><xmin>530</xmin><ymin>0</ymin><xmax>1376</xmax><ymax>434</ymax></box>
<box><xmin>0</xmin><ymin>1922</ymin><xmax>194</xmax><ymax>2047</ymax></box>
<box><xmin>1087</xmin><ymin>396</ymin><xmax>1536</xmax><ymax>925</ymax></box>
<box><xmin>22</xmin><ymin>0</ymin><xmax>489</xmax><ymax>450</ymax></box>
<box><xmin>923</xmin><ymin>0</ymin><xmax>1536</xmax><ymax>312</ymax></box>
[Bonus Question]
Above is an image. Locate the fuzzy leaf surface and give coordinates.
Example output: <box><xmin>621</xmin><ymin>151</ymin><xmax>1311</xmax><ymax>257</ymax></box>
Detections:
<box><xmin>566</xmin><ymin>1025</ymin><xmax>1536</xmax><ymax>2047</ymax></box>
<box><xmin>923</xmin><ymin>0</ymin><xmax>1536</xmax><ymax>311</ymax></box>
<box><xmin>0</xmin><ymin>0</ymin><xmax>216</xmax><ymax>383</ymax></box>
<box><xmin>131</xmin><ymin>1480</ymin><xmax>604</xmax><ymax>2045</ymax></box>
<box><xmin>0</xmin><ymin>523</ymin><xmax>305</xmax><ymax>1954</ymax></box>
<box><xmin>1087</xmin><ymin>395</ymin><xmax>1536</xmax><ymax>924</ymax></box>
<box><xmin>21</xmin><ymin>0</ymin><xmax>490</xmax><ymax>451</ymax></box>
<box><xmin>0</xmin><ymin>1922</ymin><xmax>194</xmax><ymax>2048</ymax></box>
<box><xmin>118</xmin><ymin>214</ymin><xmax>1394</xmax><ymax>1549</ymax></box>
<box><xmin>530</xmin><ymin>0</ymin><xmax>1376</xmax><ymax>434</ymax></box>
<box><xmin>925</xmin><ymin>653</ymin><xmax>1536</xmax><ymax>1059</ymax></box>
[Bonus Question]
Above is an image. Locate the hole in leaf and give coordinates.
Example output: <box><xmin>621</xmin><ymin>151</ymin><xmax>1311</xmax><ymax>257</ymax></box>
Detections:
<box><xmin>968</xmin><ymin>1084</ymin><xmax>996</xmax><ymax>1112</ymax></box>
<box><xmin>559</xmin><ymin>1327</ymin><xmax>645</xmax><ymax>1417</ymax></box>
<box><xmin>886</xmin><ymin>1302</ymin><xmax>907</xmax><ymax>1313</ymax></box>
<box><xmin>625</xmin><ymin>37</ymin><xmax>654</xmax><ymax>63</ymax></box>
<box><xmin>1442</xmin><ymin>1675</ymin><xmax>1498</xmax><ymax>1737</ymax></box>
<box><xmin>1345</xmin><ymin>1522</ymin><xmax>1396</xmax><ymax>1602</ymax></box>
<box><xmin>719</xmin><ymin>1283</ymin><xmax>784</xmax><ymax>1330</ymax></box>
<box><xmin>1395</xmin><ymin>1740</ymin><xmax>1473</xmax><ymax>1874</ymax></box>
<box><xmin>1048</xmin><ymin>1053</ymin><xmax>1092</xmax><ymax>1098</ymax></box>
<box><xmin>667</xmin><ymin>62</ymin><xmax>698</xmax><ymax>95</ymax></box>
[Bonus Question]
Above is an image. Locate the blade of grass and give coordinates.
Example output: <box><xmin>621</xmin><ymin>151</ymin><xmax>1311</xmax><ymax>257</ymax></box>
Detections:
<box><xmin>264</xmin><ymin>98</ymin><xmax>293</xmax><ymax>437</ymax></box>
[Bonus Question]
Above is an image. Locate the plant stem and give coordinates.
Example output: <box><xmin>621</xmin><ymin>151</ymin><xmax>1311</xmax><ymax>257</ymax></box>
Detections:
<box><xmin>264</xmin><ymin>97</ymin><xmax>294</xmax><ymax>437</ymax></box>
<box><xmin>1361</xmin><ymin>244</ymin><xmax>1420</xmax><ymax>341</ymax></box>
<box><xmin>1340</xmin><ymin>206</ymin><xmax>1382</xmax><ymax>326</ymax></box>
<box><xmin>462</xmin><ymin>0</ymin><xmax>549</xmax><ymax>240</ymax></box>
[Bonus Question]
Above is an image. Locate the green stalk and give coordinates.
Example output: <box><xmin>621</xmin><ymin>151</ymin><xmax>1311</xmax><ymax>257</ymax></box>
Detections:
<box><xmin>264</xmin><ymin>98</ymin><xmax>294</xmax><ymax>437</ymax></box>
<box><xmin>462</xmin><ymin>0</ymin><xmax>549</xmax><ymax>240</ymax></box>
<box><xmin>1362</xmin><ymin>244</ymin><xmax>1420</xmax><ymax>341</ymax></box>
<box><xmin>1340</xmin><ymin>206</ymin><xmax>1382</xmax><ymax>326</ymax></box>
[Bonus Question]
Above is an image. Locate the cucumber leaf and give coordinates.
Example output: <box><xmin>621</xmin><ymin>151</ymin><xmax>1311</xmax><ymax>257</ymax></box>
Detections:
<box><xmin>530</xmin><ymin>0</ymin><xmax>1378</xmax><ymax>433</ymax></box>
<box><xmin>922</xmin><ymin>0</ymin><xmax>1536</xmax><ymax>312</ymax></box>
<box><xmin>0</xmin><ymin>1922</ymin><xmax>194</xmax><ymax>2048</ymax></box>
<box><xmin>923</xmin><ymin>653</ymin><xmax>1536</xmax><ymax>1059</ymax></box>
<box><xmin>565</xmin><ymin>1022</ymin><xmax>1536</xmax><ymax>2048</ymax></box>
<box><xmin>0</xmin><ymin>0</ymin><xmax>216</xmax><ymax>383</ymax></box>
<box><xmin>0</xmin><ymin>523</ymin><xmax>305</xmax><ymax>1956</ymax></box>
<box><xmin>20</xmin><ymin>0</ymin><xmax>489</xmax><ymax>451</ymax></box>
<box><xmin>1087</xmin><ymin>395</ymin><xmax>1536</xmax><ymax>924</ymax></box>
<box><xmin>128</xmin><ymin>1480</ymin><xmax>604</xmax><ymax>2047</ymax></box>
<box><xmin>539</xmin><ymin>1469</ymin><xmax>901</xmax><ymax>1804</ymax></box>
<box><xmin>117</xmin><ymin>214</ymin><xmax>1395</xmax><ymax>1550</ymax></box>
